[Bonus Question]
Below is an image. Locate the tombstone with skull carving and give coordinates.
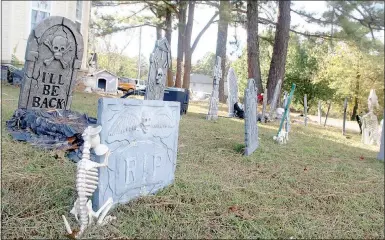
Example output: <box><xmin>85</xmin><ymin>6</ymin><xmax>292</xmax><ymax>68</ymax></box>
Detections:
<box><xmin>144</xmin><ymin>38</ymin><xmax>171</xmax><ymax>101</ymax></box>
<box><xmin>18</xmin><ymin>16</ymin><xmax>83</xmax><ymax>110</ymax></box>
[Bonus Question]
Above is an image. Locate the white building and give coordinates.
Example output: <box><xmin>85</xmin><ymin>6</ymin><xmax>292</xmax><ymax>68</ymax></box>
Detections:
<box><xmin>1</xmin><ymin>1</ymin><xmax>91</xmax><ymax>72</ymax></box>
<box><xmin>91</xmin><ymin>70</ymin><xmax>118</xmax><ymax>94</ymax></box>
<box><xmin>190</xmin><ymin>73</ymin><xmax>228</xmax><ymax>97</ymax></box>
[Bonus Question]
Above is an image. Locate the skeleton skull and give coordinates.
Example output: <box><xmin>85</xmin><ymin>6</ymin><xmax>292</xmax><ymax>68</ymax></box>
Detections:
<box><xmin>155</xmin><ymin>68</ymin><xmax>164</xmax><ymax>84</ymax></box>
<box><xmin>52</xmin><ymin>36</ymin><xmax>68</xmax><ymax>59</ymax></box>
<box><xmin>141</xmin><ymin>112</ymin><xmax>151</xmax><ymax>133</ymax></box>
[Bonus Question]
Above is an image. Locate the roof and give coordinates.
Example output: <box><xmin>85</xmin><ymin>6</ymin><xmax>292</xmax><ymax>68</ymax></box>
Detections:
<box><xmin>93</xmin><ymin>69</ymin><xmax>118</xmax><ymax>77</ymax></box>
<box><xmin>190</xmin><ymin>73</ymin><xmax>227</xmax><ymax>84</ymax></box>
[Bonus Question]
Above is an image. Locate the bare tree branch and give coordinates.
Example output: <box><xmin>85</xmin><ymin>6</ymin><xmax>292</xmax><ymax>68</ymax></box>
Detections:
<box><xmin>290</xmin><ymin>8</ymin><xmax>334</xmax><ymax>25</ymax></box>
<box><xmin>191</xmin><ymin>12</ymin><xmax>219</xmax><ymax>53</ymax></box>
<box><xmin>95</xmin><ymin>23</ymin><xmax>161</xmax><ymax>37</ymax></box>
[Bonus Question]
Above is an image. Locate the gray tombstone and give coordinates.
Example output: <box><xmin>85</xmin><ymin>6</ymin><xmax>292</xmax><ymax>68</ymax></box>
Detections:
<box><xmin>144</xmin><ymin>37</ymin><xmax>171</xmax><ymax>100</ymax></box>
<box><xmin>244</xmin><ymin>78</ymin><xmax>258</xmax><ymax>156</ymax></box>
<box><xmin>269</xmin><ymin>79</ymin><xmax>282</xmax><ymax>120</ymax></box>
<box><xmin>378</xmin><ymin>113</ymin><xmax>384</xmax><ymax>161</ymax></box>
<box><xmin>18</xmin><ymin>16</ymin><xmax>83</xmax><ymax>110</ymax></box>
<box><xmin>227</xmin><ymin>67</ymin><xmax>238</xmax><ymax>117</ymax></box>
<box><xmin>93</xmin><ymin>98</ymin><xmax>181</xmax><ymax>209</ymax></box>
<box><xmin>207</xmin><ymin>56</ymin><xmax>222</xmax><ymax>121</ymax></box>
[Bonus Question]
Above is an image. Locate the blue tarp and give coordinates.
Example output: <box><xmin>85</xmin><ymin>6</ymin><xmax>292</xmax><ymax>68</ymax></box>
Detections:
<box><xmin>6</xmin><ymin>108</ymin><xmax>98</xmax><ymax>162</ymax></box>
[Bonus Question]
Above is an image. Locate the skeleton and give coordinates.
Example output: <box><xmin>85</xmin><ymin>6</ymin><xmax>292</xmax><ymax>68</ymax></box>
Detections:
<box><xmin>44</xmin><ymin>36</ymin><xmax>72</xmax><ymax>68</ymax></box>
<box><xmin>273</xmin><ymin>130</ymin><xmax>288</xmax><ymax>144</ymax></box>
<box><xmin>140</xmin><ymin>111</ymin><xmax>152</xmax><ymax>133</ymax></box>
<box><xmin>62</xmin><ymin>126</ymin><xmax>115</xmax><ymax>238</ymax></box>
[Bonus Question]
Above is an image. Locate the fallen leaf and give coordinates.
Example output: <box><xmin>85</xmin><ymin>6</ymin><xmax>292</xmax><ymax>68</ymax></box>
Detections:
<box><xmin>360</xmin><ymin>156</ymin><xmax>364</xmax><ymax>160</ymax></box>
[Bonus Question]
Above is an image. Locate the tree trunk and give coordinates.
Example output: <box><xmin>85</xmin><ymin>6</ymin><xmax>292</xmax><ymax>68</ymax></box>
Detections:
<box><xmin>175</xmin><ymin>0</ymin><xmax>187</xmax><ymax>88</ymax></box>
<box><xmin>247</xmin><ymin>0</ymin><xmax>263</xmax><ymax>94</ymax></box>
<box><xmin>216</xmin><ymin>0</ymin><xmax>230</xmax><ymax>103</ymax></box>
<box><xmin>266</xmin><ymin>0</ymin><xmax>291</xmax><ymax>104</ymax></box>
<box><xmin>165</xmin><ymin>6</ymin><xmax>173</xmax><ymax>87</ymax></box>
<box><xmin>182</xmin><ymin>1</ymin><xmax>195</xmax><ymax>89</ymax></box>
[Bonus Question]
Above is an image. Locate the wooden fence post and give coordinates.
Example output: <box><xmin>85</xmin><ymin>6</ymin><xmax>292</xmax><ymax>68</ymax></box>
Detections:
<box><xmin>324</xmin><ymin>101</ymin><xmax>332</xmax><ymax>127</ymax></box>
<box><xmin>342</xmin><ymin>97</ymin><xmax>348</xmax><ymax>135</ymax></box>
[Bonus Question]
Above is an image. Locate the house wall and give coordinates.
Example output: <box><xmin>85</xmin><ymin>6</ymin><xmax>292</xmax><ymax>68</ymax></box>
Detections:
<box><xmin>1</xmin><ymin>1</ymin><xmax>91</xmax><ymax>71</ymax></box>
<box><xmin>190</xmin><ymin>82</ymin><xmax>229</xmax><ymax>96</ymax></box>
<box><xmin>94</xmin><ymin>71</ymin><xmax>118</xmax><ymax>94</ymax></box>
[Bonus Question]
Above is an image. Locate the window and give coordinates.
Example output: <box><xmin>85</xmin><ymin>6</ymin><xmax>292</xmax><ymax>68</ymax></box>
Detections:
<box><xmin>76</xmin><ymin>0</ymin><xmax>83</xmax><ymax>31</ymax></box>
<box><xmin>31</xmin><ymin>1</ymin><xmax>51</xmax><ymax>30</ymax></box>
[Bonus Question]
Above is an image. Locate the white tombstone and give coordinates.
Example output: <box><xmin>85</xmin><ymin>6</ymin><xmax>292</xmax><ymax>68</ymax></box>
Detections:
<box><xmin>227</xmin><ymin>67</ymin><xmax>238</xmax><ymax>117</ymax></box>
<box><xmin>93</xmin><ymin>98</ymin><xmax>181</xmax><ymax>209</ymax></box>
<box><xmin>206</xmin><ymin>56</ymin><xmax>222</xmax><ymax>121</ymax></box>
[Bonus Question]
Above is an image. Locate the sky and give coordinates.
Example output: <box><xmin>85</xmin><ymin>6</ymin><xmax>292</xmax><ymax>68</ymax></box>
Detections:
<box><xmin>93</xmin><ymin>1</ymin><xmax>381</xmax><ymax>64</ymax></box>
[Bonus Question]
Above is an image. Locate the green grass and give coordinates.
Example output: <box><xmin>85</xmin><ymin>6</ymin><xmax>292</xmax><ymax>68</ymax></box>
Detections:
<box><xmin>1</xmin><ymin>83</ymin><xmax>384</xmax><ymax>239</ymax></box>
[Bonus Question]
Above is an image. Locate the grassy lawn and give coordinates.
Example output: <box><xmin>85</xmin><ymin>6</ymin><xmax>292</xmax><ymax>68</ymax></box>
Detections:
<box><xmin>1</xmin><ymin>83</ymin><xmax>384</xmax><ymax>239</ymax></box>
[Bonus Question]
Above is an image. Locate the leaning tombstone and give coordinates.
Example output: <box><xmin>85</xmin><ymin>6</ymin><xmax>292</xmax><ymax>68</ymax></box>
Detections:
<box><xmin>144</xmin><ymin>37</ymin><xmax>171</xmax><ymax>100</ymax></box>
<box><xmin>227</xmin><ymin>67</ymin><xmax>238</xmax><ymax>117</ymax></box>
<box><xmin>18</xmin><ymin>16</ymin><xmax>83</xmax><ymax>110</ymax></box>
<box><xmin>269</xmin><ymin>79</ymin><xmax>282</xmax><ymax>120</ymax></box>
<box><xmin>207</xmin><ymin>56</ymin><xmax>222</xmax><ymax>121</ymax></box>
<box><xmin>362</xmin><ymin>89</ymin><xmax>380</xmax><ymax>145</ymax></box>
<box><xmin>93</xmin><ymin>98</ymin><xmax>181</xmax><ymax>210</ymax></box>
<box><xmin>244</xmin><ymin>78</ymin><xmax>258</xmax><ymax>155</ymax></box>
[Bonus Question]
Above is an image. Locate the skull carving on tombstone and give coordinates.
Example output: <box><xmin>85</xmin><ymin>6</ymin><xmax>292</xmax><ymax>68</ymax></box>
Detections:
<box><xmin>155</xmin><ymin>68</ymin><xmax>164</xmax><ymax>85</ymax></box>
<box><xmin>141</xmin><ymin>112</ymin><xmax>151</xmax><ymax>133</ymax></box>
<box><xmin>52</xmin><ymin>36</ymin><xmax>68</xmax><ymax>59</ymax></box>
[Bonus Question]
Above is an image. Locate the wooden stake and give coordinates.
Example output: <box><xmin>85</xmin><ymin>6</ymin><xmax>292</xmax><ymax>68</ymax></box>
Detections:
<box><xmin>342</xmin><ymin>97</ymin><xmax>348</xmax><ymax>135</ymax></box>
<box><xmin>324</xmin><ymin>101</ymin><xmax>332</xmax><ymax>127</ymax></box>
<box><xmin>318</xmin><ymin>100</ymin><xmax>322</xmax><ymax>125</ymax></box>
<box><xmin>304</xmin><ymin>94</ymin><xmax>308</xmax><ymax>126</ymax></box>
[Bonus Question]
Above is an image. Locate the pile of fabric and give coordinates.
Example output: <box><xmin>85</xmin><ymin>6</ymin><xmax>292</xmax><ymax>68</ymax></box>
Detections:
<box><xmin>6</xmin><ymin>109</ymin><xmax>97</xmax><ymax>162</ymax></box>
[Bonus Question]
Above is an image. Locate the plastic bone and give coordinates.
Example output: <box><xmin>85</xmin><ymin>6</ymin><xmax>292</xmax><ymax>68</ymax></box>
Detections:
<box><xmin>62</xmin><ymin>125</ymin><xmax>115</xmax><ymax>238</ymax></box>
